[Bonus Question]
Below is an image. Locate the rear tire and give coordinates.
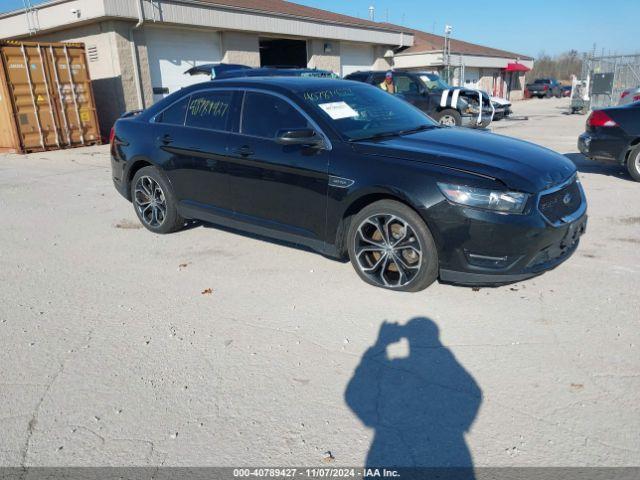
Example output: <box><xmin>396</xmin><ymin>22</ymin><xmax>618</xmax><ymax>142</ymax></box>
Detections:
<box><xmin>434</xmin><ymin>108</ymin><xmax>462</xmax><ymax>127</ymax></box>
<box><xmin>347</xmin><ymin>200</ymin><xmax>439</xmax><ymax>292</ymax></box>
<box><xmin>626</xmin><ymin>145</ymin><xmax>640</xmax><ymax>182</ymax></box>
<box><xmin>131</xmin><ymin>166</ymin><xmax>185</xmax><ymax>234</ymax></box>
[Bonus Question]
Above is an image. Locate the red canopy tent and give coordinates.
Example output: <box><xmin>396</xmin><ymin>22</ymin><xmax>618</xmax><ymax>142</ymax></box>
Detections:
<box><xmin>495</xmin><ymin>63</ymin><xmax>531</xmax><ymax>99</ymax></box>
<box><xmin>505</xmin><ymin>62</ymin><xmax>531</xmax><ymax>72</ymax></box>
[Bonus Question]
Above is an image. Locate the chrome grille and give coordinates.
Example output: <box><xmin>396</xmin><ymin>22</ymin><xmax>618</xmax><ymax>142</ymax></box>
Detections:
<box><xmin>538</xmin><ymin>178</ymin><xmax>582</xmax><ymax>224</ymax></box>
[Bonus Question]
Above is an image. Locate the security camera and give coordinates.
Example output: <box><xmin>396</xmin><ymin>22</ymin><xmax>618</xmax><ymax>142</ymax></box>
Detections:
<box><xmin>70</xmin><ymin>8</ymin><xmax>80</xmax><ymax>17</ymax></box>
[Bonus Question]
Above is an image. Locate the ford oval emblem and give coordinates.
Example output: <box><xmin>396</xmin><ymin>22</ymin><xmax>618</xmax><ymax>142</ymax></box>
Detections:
<box><xmin>562</xmin><ymin>192</ymin><xmax>572</xmax><ymax>205</ymax></box>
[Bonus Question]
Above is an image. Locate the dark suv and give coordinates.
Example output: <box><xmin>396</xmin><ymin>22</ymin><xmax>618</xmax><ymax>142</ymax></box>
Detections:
<box><xmin>111</xmin><ymin>77</ymin><xmax>586</xmax><ymax>291</ymax></box>
<box><xmin>345</xmin><ymin>70</ymin><xmax>494</xmax><ymax>128</ymax></box>
<box><xmin>526</xmin><ymin>78</ymin><xmax>563</xmax><ymax>98</ymax></box>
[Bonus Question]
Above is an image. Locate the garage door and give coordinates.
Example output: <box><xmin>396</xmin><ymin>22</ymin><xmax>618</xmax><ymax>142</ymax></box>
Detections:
<box><xmin>340</xmin><ymin>43</ymin><xmax>374</xmax><ymax>77</ymax></box>
<box><xmin>145</xmin><ymin>27</ymin><xmax>222</xmax><ymax>103</ymax></box>
<box><xmin>463</xmin><ymin>67</ymin><xmax>480</xmax><ymax>89</ymax></box>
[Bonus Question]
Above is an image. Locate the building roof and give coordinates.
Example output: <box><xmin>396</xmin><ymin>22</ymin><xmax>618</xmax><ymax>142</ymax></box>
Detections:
<box><xmin>175</xmin><ymin>0</ymin><xmax>411</xmax><ymax>33</ymax></box>
<box><xmin>0</xmin><ymin>0</ymin><xmax>411</xmax><ymax>35</ymax></box>
<box><xmin>383</xmin><ymin>24</ymin><xmax>533</xmax><ymax>60</ymax></box>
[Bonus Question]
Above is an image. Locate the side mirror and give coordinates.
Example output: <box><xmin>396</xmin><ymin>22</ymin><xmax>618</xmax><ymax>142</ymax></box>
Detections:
<box><xmin>275</xmin><ymin>128</ymin><xmax>324</xmax><ymax>147</ymax></box>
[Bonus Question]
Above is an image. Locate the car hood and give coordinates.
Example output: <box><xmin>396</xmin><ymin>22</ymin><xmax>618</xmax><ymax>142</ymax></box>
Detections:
<box><xmin>430</xmin><ymin>86</ymin><xmax>491</xmax><ymax>102</ymax></box>
<box><xmin>490</xmin><ymin>96</ymin><xmax>511</xmax><ymax>106</ymax></box>
<box><xmin>352</xmin><ymin>127</ymin><xmax>576</xmax><ymax>193</ymax></box>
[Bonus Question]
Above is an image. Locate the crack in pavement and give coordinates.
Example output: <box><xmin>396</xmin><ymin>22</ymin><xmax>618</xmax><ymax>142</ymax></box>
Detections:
<box><xmin>19</xmin><ymin>362</ymin><xmax>64</xmax><ymax>468</ymax></box>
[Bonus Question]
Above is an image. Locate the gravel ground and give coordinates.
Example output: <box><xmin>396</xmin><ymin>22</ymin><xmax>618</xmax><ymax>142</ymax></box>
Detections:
<box><xmin>0</xmin><ymin>97</ymin><xmax>638</xmax><ymax>467</ymax></box>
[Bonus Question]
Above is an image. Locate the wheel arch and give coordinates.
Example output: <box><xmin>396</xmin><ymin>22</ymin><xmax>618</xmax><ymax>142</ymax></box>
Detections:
<box><xmin>618</xmin><ymin>137</ymin><xmax>640</xmax><ymax>171</ymax></box>
<box><xmin>623</xmin><ymin>137</ymin><xmax>640</xmax><ymax>163</ymax></box>
<box><xmin>334</xmin><ymin>189</ymin><xmax>435</xmax><ymax>258</ymax></box>
<box><xmin>125</xmin><ymin>158</ymin><xmax>154</xmax><ymax>200</ymax></box>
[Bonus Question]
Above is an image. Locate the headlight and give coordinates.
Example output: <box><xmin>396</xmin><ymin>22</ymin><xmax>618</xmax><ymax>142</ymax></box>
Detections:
<box><xmin>437</xmin><ymin>183</ymin><xmax>529</xmax><ymax>213</ymax></box>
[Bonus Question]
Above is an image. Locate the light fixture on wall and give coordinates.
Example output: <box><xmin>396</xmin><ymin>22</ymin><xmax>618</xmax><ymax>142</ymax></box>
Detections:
<box><xmin>324</xmin><ymin>43</ymin><xmax>332</xmax><ymax>54</ymax></box>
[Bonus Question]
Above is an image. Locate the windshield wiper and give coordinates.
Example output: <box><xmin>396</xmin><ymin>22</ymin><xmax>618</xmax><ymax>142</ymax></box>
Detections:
<box><xmin>349</xmin><ymin>125</ymin><xmax>436</xmax><ymax>143</ymax></box>
<box><xmin>348</xmin><ymin>130</ymin><xmax>404</xmax><ymax>142</ymax></box>
<box><xmin>398</xmin><ymin>124</ymin><xmax>437</xmax><ymax>135</ymax></box>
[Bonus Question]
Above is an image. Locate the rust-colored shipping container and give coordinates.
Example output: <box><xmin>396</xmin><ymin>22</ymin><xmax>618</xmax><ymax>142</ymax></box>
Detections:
<box><xmin>0</xmin><ymin>40</ymin><xmax>101</xmax><ymax>153</ymax></box>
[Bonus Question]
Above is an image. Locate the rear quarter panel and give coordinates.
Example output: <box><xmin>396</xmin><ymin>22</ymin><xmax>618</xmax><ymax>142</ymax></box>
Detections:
<box><xmin>608</xmin><ymin>104</ymin><xmax>640</xmax><ymax>137</ymax></box>
<box><xmin>112</xmin><ymin>117</ymin><xmax>157</xmax><ymax>199</ymax></box>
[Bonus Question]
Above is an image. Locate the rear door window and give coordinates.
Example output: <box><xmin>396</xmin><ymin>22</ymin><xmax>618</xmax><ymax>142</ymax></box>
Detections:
<box><xmin>156</xmin><ymin>96</ymin><xmax>189</xmax><ymax>125</ymax></box>
<box><xmin>241</xmin><ymin>92</ymin><xmax>309</xmax><ymax>139</ymax></box>
<box><xmin>185</xmin><ymin>91</ymin><xmax>234</xmax><ymax>131</ymax></box>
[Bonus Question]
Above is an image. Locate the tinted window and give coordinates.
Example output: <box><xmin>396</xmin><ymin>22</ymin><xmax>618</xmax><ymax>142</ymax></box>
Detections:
<box><xmin>346</xmin><ymin>72</ymin><xmax>368</xmax><ymax>82</ymax></box>
<box><xmin>241</xmin><ymin>92</ymin><xmax>309</xmax><ymax>139</ymax></box>
<box><xmin>185</xmin><ymin>91</ymin><xmax>233</xmax><ymax>130</ymax></box>
<box><xmin>394</xmin><ymin>75</ymin><xmax>420</xmax><ymax>94</ymax></box>
<box><xmin>371</xmin><ymin>74</ymin><xmax>386</xmax><ymax>85</ymax></box>
<box><xmin>157</xmin><ymin>96</ymin><xmax>189</xmax><ymax>125</ymax></box>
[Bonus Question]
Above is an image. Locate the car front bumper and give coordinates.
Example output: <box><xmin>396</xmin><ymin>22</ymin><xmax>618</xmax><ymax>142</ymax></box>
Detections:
<box><xmin>424</xmin><ymin>181</ymin><xmax>588</xmax><ymax>286</ymax></box>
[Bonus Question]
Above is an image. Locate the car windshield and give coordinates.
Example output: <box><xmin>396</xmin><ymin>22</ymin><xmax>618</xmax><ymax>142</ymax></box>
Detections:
<box><xmin>417</xmin><ymin>73</ymin><xmax>451</xmax><ymax>91</ymax></box>
<box><xmin>298</xmin><ymin>83</ymin><xmax>438</xmax><ymax>141</ymax></box>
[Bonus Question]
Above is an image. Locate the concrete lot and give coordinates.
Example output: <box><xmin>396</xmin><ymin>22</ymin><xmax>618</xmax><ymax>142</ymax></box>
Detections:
<box><xmin>1</xmin><ymin>97</ymin><xmax>639</xmax><ymax>467</ymax></box>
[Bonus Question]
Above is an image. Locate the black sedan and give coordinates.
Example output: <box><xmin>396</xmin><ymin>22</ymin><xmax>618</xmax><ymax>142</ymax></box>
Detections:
<box><xmin>110</xmin><ymin>78</ymin><xmax>586</xmax><ymax>291</ymax></box>
<box><xmin>578</xmin><ymin>102</ymin><xmax>640</xmax><ymax>181</ymax></box>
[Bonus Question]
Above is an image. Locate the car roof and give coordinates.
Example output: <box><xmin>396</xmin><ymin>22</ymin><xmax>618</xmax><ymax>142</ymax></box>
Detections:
<box><xmin>347</xmin><ymin>69</ymin><xmax>412</xmax><ymax>75</ymax></box>
<box><xmin>182</xmin><ymin>76</ymin><xmax>360</xmax><ymax>93</ymax></box>
<box><xmin>216</xmin><ymin>67</ymin><xmax>335</xmax><ymax>79</ymax></box>
<box><xmin>138</xmin><ymin>77</ymin><xmax>365</xmax><ymax>122</ymax></box>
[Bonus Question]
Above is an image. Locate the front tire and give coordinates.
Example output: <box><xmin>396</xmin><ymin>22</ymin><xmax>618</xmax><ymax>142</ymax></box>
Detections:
<box><xmin>347</xmin><ymin>200</ymin><xmax>439</xmax><ymax>292</ymax></box>
<box><xmin>435</xmin><ymin>108</ymin><xmax>462</xmax><ymax>127</ymax></box>
<box><xmin>131</xmin><ymin>166</ymin><xmax>185</xmax><ymax>233</ymax></box>
<box><xmin>627</xmin><ymin>145</ymin><xmax>640</xmax><ymax>182</ymax></box>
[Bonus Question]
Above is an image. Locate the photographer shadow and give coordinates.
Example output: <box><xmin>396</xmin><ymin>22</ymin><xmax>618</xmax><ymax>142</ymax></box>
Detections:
<box><xmin>345</xmin><ymin>317</ymin><xmax>482</xmax><ymax>471</ymax></box>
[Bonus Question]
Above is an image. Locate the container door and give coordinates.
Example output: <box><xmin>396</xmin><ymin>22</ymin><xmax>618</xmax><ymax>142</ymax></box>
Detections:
<box><xmin>0</xmin><ymin>43</ymin><xmax>62</xmax><ymax>151</ymax></box>
<box><xmin>45</xmin><ymin>44</ymin><xmax>100</xmax><ymax>146</ymax></box>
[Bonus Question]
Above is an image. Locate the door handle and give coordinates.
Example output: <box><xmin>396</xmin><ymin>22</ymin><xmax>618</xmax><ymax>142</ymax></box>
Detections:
<box><xmin>234</xmin><ymin>145</ymin><xmax>254</xmax><ymax>157</ymax></box>
<box><xmin>158</xmin><ymin>134</ymin><xmax>173</xmax><ymax>145</ymax></box>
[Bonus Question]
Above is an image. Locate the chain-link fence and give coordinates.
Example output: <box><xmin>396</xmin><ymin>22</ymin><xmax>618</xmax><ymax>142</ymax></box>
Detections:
<box><xmin>582</xmin><ymin>54</ymin><xmax>640</xmax><ymax>109</ymax></box>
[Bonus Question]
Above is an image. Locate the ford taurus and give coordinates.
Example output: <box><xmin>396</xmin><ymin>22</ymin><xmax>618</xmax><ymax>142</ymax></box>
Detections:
<box><xmin>110</xmin><ymin>78</ymin><xmax>587</xmax><ymax>291</ymax></box>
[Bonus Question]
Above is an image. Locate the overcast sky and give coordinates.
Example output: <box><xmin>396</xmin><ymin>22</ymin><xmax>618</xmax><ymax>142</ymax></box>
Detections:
<box><xmin>3</xmin><ymin>0</ymin><xmax>637</xmax><ymax>58</ymax></box>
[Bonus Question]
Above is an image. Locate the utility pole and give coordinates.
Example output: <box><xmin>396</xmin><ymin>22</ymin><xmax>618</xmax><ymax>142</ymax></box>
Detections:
<box><xmin>444</xmin><ymin>25</ymin><xmax>453</xmax><ymax>83</ymax></box>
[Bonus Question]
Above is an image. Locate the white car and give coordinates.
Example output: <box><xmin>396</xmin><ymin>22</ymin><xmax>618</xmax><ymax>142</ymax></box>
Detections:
<box><xmin>490</xmin><ymin>96</ymin><xmax>512</xmax><ymax>120</ymax></box>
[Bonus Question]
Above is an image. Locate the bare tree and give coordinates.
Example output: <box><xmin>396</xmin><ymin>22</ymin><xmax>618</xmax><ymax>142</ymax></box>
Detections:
<box><xmin>530</xmin><ymin>50</ymin><xmax>584</xmax><ymax>82</ymax></box>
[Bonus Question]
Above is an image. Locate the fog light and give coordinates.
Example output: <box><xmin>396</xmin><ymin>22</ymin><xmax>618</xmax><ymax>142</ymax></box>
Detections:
<box><xmin>466</xmin><ymin>252</ymin><xmax>514</xmax><ymax>269</ymax></box>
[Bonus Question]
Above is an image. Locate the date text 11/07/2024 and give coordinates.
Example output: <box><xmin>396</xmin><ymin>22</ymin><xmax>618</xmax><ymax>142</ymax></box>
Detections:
<box><xmin>232</xmin><ymin>468</ymin><xmax>401</xmax><ymax>478</ymax></box>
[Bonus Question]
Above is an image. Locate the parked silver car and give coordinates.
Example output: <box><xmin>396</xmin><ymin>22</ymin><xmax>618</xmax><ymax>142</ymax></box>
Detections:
<box><xmin>618</xmin><ymin>87</ymin><xmax>640</xmax><ymax>105</ymax></box>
